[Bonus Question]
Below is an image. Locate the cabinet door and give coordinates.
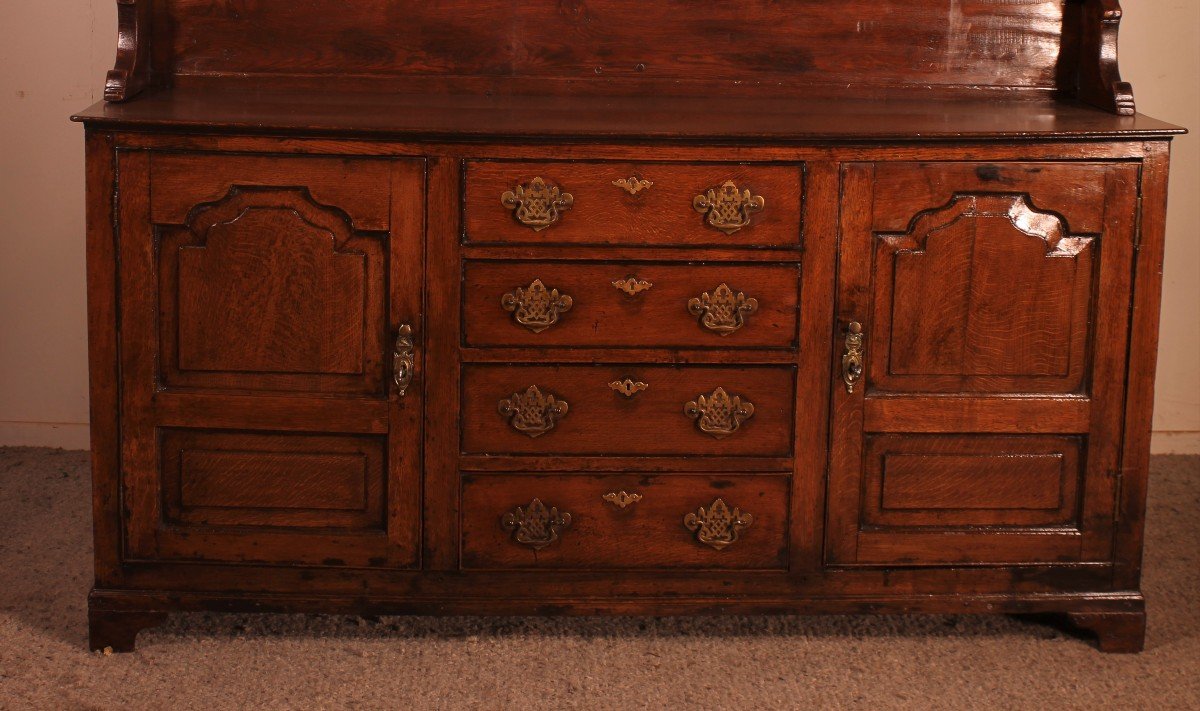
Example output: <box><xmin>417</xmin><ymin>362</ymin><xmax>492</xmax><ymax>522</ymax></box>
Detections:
<box><xmin>827</xmin><ymin>162</ymin><xmax>1138</xmax><ymax>565</ymax></box>
<box><xmin>116</xmin><ymin>151</ymin><xmax>424</xmax><ymax>567</ymax></box>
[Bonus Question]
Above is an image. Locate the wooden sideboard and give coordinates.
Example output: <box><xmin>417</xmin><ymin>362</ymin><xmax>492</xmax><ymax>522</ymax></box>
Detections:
<box><xmin>73</xmin><ymin>0</ymin><xmax>1184</xmax><ymax>653</ymax></box>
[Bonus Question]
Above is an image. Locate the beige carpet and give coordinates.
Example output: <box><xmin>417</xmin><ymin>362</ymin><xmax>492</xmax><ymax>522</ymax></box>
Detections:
<box><xmin>0</xmin><ymin>447</ymin><xmax>1196</xmax><ymax>710</ymax></box>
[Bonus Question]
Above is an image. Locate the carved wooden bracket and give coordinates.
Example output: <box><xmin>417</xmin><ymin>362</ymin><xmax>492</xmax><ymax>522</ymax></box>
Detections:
<box><xmin>1068</xmin><ymin>0</ymin><xmax>1135</xmax><ymax>115</ymax></box>
<box><xmin>105</xmin><ymin>0</ymin><xmax>152</xmax><ymax>102</ymax></box>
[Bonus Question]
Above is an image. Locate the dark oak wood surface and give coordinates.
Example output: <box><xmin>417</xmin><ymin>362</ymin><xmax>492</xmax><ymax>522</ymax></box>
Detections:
<box><xmin>75</xmin><ymin>0</ymin><xmax>1184</xmax><ymax>654</ymax></box>
<box><xmin>72</xmin><ymin>89</ymin><xmax>1183</xmax><ymax>140</ymax></box>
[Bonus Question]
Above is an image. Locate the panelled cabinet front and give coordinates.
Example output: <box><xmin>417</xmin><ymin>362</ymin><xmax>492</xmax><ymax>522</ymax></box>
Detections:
<box><xmin>114</xmin><ymin>150</ymin><xmax>425</xmax><ymax>568</ymax></box>
<box><xmin>828</xmin><ymin>161</ymin><xmax>1138</xmax><ymax>565</ymax></box>
<box><xmin>88</xmin><ymin>137</ymin><xmax>1164</xmax><ymax>655</ymax></box>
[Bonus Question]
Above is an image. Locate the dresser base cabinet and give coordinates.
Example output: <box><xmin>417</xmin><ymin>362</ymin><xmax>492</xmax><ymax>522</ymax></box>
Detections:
<box><xmin>75</xmin><ymin>0</ymin><xmax>1183</xmax><ymax>653</ymax></box>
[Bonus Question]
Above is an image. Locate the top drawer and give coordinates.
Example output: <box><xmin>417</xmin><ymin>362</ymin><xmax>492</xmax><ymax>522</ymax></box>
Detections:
<box><xmin>464</xmin><ymin>161</ymin><xmax>803</xmax><ymax>248</ymax></box>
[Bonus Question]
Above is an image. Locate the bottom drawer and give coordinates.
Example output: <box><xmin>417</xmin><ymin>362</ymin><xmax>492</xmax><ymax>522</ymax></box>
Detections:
<box><xmin>461</xmin><ymin>473</ymin><xmax>789</xmax><ymax>570</ymax></box>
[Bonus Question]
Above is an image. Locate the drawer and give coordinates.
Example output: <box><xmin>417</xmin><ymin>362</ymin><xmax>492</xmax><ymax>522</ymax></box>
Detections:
<box><xmin>464</xmin><ymin>261</ymin><xmax>800</xmax><ymax>348</ymax></box>
<box><xmin>461</xmin><ymin>474</ymin><xmax>789</xmax><ymax>569</ymax></box>
<box><xmin>464</xmin><ymin>161</ymin><xmax>803</xmax><ymax>248</ymax></box>
<box><xmin>462</xmin><ymin>364</ymin><xmax>795</xmax><ymax>456</ymax></box>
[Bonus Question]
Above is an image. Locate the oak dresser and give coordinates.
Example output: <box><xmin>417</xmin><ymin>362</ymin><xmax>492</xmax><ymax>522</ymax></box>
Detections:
<box><xmin>73</xmin><ymin>0</ymin><xmax>1185</xmax><ymax>652</ymax></box>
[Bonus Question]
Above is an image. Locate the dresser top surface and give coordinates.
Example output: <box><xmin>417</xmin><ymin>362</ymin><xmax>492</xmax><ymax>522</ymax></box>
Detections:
<box><xmin>73</xmin><ymin>86</ymin><xmax>1183</xmax><ymax>142</ymax></box>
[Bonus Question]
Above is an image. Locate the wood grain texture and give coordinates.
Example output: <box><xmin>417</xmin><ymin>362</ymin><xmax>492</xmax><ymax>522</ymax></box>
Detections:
<box><xmin>462</xmin><ymin>364</ymin><xmax>795</xmax><ymax>457</ymax></box>
<box><xmin>862</xmin><ymin>435</ymin><xmax>1080</xmax><ymax>527</ymax></box>
<box><xmin>1112</xmin><ymin>142</ymin><xmax>1172</xmax><ymax>589</ymax></box>
<box><xmin>104</xmin><ymin>0</ymin><xmax>151</xmax><ymax>102</ymax></box>
<box><xmin>463</xmin><ymin>261</ymin><xmax>799</xmax><ymax>349</ymax></box>
<box><xmin>160</xmin><ymin>188</ymin><xmax>385</xmax><ymax>395</ymax></box>
<box><xmin>83</xmin><ymin>130</ymin><xmax>122</xmax><ymax>587</ymax></box>
<box><xmin>75</xmin><ymin>89</ymin><xmax>1184</xmax><ymax>140</ymax></box>
<box><xmin>1065</xmin><ymin>0</ymin><xmax>1136</xmax><ymax>114</ymax></box>
<box><xmin>871</xmin><ymin>193</ymin><xmax>1094</xmax><ymax>394</ymax></box>
<box><xmin>826</xmin><ymin>159</ymin><xmax>1138</xmax><ymax>568</ymax></box>
<box><xmin>99</xmin><ymin>0</ymin><xmax>1154</xmax><ymax>115</ymax></box>
<box><xmin>150</xmin><ymin>153</ymin><xmax>393</xmax><ymax>230</ymax></box>
<box><xmin>157</xmin><ymin>0</ymin><xmax>1066</xmax><ymax>89</ymax></box>
<box><xmin>464</xmin><ymin>161</ymin><xmax>802</xmax><ymax>248</ymax></box>
<box><xmin>161</xmin><ymin>430</ymin><xmax>381</xmax><ymax>528</ymax></box>
<box><xmin>114</xmin><ymin>150</ymin><xmax>426</xmax><ymax>570</ymax></box>
<box><xmin>77</xmin><ymin>81</ymin><xmax>1176</xmax><ymax>652</ymax></box>
<box><xmin>461</xmin><ymin>474</ymin><xmax>789</xmax><ymax>570</ymax></box>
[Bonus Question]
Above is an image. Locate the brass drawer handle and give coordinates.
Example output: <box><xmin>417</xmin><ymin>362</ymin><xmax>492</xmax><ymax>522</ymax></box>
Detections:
<box><xmin>499</xmin><ymin>385</ymin><xmax>568</xmax><ymax>438</ymax></box>
<box><xmin>688</xmin><ymin>283</ymin><xmax>758</xmax><ymax>335</ymax></box>
<box><xmin>602</xmin><ymin>491</ymin><xmax>643</xmax><ymax>509</ymax></box>
<box><xmin>609</xmin><ymin>379</ymin><xmax>648</xmax><ymax>397</ymax></box>
<box><xmin>842</xmin><ymin>321</ymin><xmax>864</xmax><ymax>394</ymax></box>
<box><xmin>502</xmin><ymin>279</ymin><xmax>573</xmax><ymax>333</ymax></box>
<box><xmin>502</xmin><ymin>498</ymin><xmax>571</xmax><ymax>550</ymax></box>
<box><xmin>612</xmin><ymin>176</ymin><xmax>653</xmax><ymax>195</ymax></box>
<box><xmin>684</xmin><ymin>387</ymin><xmax>754</xmax><ymax>439</ymax></box>
<box><xmin>612</xmin><ymin>275</ymin><xmax>653</xmax><ymax>297</ymax></box>
<box><xmin>692</xmin><ymin>180</ymin><xmax>764</xmax><ymax>234</ymax></box>
<box><xmin>392</xmin><ymin>324</ymin><xmax>414</xmax><ymax>396</ymax></box>
<box><xmin>501</xmin><ymin>177</ymin><xmax>573</xmax><ymax>231</ymax></box>
<box><xmin>684</xmin><ymin>498</ymin><xmax>753</xmax><ymax>550</ymax></box>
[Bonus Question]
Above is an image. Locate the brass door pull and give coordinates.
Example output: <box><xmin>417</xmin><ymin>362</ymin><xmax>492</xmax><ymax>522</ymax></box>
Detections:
<box><xmin>502</xmin><ymin>498</ymin><xmax>572</xmax><ymax>550</ymax></box>
<box><xmin>602</xmin><ymin>491</ymin><xmax>643</xmax><ymax>509</ymax></box>
<box><xmin>685</xmin><ymin>387</ymin><xmax>754</xmax><ymax>439</ymax></box>
<box><xmin>392</xmin><ymin>324</ymin><xmax>414</xmax><ymax>396</ymax></box>
<box><xmin>688</xmin><ymin>283</ymin><xmax>758</xmax><ymax>335</ymax></box>
<box><xmin>684</xmin><ymin>498</ymin><xmax>753</xmax><ymax>550</ymax></box>
<box><xmin>498</xmin><ymin>385</ymin><xmax>568</xmax><ymax>438</ymax></box>
<box><xmin>693</xmin><ymin>180</ymin><xmax>765</xmax><ymax>234</ymax></box>
<box><xmin>612</xmin><ymin>275</ymin><xmax>653</xmax><ymax>297</ymax></box>
<box><xmin>502</xmin><ymin>279</ymin><xmax>573</xmax><ymax>333</ymax></box>
<box><xmin>842</xmin><ymin>321</ymin><xmax>864</xmax><ymax>394</ymax></box>
<box><xmin>501</xmin><ymin>177</ymin><xmax>573</xmax><ymax>231</ymax></box>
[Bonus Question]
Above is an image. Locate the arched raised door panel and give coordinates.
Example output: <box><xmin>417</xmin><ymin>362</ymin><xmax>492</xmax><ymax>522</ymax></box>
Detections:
<box><xmin>114</xmin><ymin>152</ymin><xmax>425</xmax><ymax>569</ymax></box>
<box><xmin>828</xmin><ymin>161</ymin><xmax>1139</xmax><ymax>567</ymax></box>
<box><xmin>158</xmin><ymin>186</ymin><xmax>386</xmax><ymax>396</ymax></box>
<box><xmin>872</xmin><ymin>193</ymin><xmax>1095</xmax><ymax>394</ymax></box>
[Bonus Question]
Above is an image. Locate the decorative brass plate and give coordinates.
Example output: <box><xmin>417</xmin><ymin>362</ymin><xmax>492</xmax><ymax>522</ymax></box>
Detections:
<box><xmin>608</xmin><ymin>379</ymin><xmax>649</xmax><ymax>397</ymax></box>
<box><xmin>842</xmin><ymin>321</ymin><xmax>865</xmax><ymax>394</ymax></box>
<box><xmin>501</xmin><ymin>279</ymin><xmax>573</xmax><ymax>333</ymax></box>
<box><xmin>392</xmin><ymin>324</ymin><xmax>414</xmax><ymax>396</ymax></box>
<box><xmin>501</xmin><ymin>177</ymin><xmax>574</xmax><ymax>231</ymax></box>
<box><xmin>683</xmin><ymin>498</ymin><xmax>753</xmax><ymax>550</ymax></box>
<box><xmin>611</xmin><ymin>275</ymin><xmax>653</xmax><ymax>297</ymax></box>
<box><xmin>684</xmin><ymin>387</ymin><xmax>754</xmax><ymax>439</ymax></box>
<box><xmin>692</xmin><ymin>180</ymin><xmax>765</xmax><ymax>234</ymax></box>
<box><xmin>502</xmin><ymin>498</ymin><xmax>572</xmax><ymax>550</ymax></box>
<box><xmin>612</xmin><ymin>176</ymin><xmax>654</xmax><ymax>196</ymax></box>
<box><xmin>498</xmin><ymin>385</ymin><xmax>568</xmax><ymax>438</ymax></box>
<box><xmin>602</xmin><ymin>491</ymin><xmax>643</xmax><ymax>509</ymax></box>
<box><xmin>688</xmin><ymin>283</ymin><xmax>758</xmax><ymax>335</ymax></box>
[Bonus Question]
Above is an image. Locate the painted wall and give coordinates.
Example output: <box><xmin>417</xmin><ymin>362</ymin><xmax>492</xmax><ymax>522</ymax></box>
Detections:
<box><xmin>0</xmin><ymin>1</ymin><xmax>1197</xmax><ymax>452</ymax></box>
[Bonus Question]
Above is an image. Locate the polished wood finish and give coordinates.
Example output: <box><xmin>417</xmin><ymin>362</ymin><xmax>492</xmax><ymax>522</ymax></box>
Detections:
<box><xmin>465</xmin><ymin>162</ymin><xmax>802</xmax><ymax>248</ymax></box>
<box><xmin>464</xmin><ymin>261</ymin><xmax>799</xmax><ymax>348</ymax></box>
<box><xmin>75</xmin><ymin>0</ymin><xmax>1183</xmax><ymax>653</ymax></box>
<box><xmin>461</xmin><ymin>474</ymin><xmax>789</xmax><ymax>570</ymax></box>
<box><xmin>463</xmin><ymin>364</ymin><xmax>794</xmax><ymax>456</ymax></box>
